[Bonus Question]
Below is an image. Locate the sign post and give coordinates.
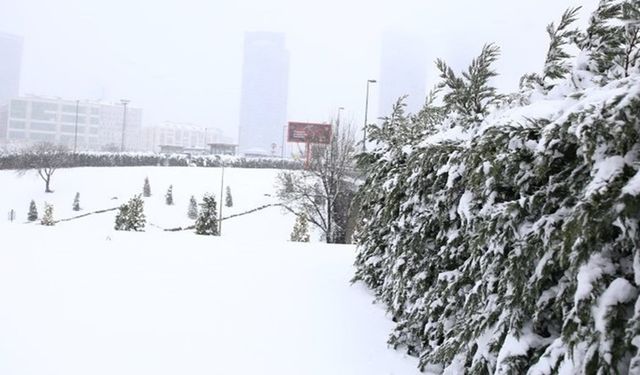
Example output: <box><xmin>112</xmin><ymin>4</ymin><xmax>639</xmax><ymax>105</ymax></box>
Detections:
<box><xmin>287</xmin><ymin>122</ymin><xmax>332</xmax><ymax>168</ymax></box>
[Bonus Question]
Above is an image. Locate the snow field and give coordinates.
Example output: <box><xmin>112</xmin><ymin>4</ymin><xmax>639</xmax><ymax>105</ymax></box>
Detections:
<box><xmin>0</xmin><ymin>167</ymin><xmax>297</xmax><ymax>240</ymax></box>
<box><xmin>0</xmin><ymin>166</ymin><xmax>421</xmax><ymax>374</ymax></box>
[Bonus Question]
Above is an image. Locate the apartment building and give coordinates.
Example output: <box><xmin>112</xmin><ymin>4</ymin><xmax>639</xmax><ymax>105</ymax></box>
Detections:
<box><xmin>0</xmin><ymin>96</ymin><xmax>143</xmax><ymax>151</ymax></box>
<box><xmin>141</xmin><ymin>122</ymin><xmax>224</xmax><ymax>153</ymax></box>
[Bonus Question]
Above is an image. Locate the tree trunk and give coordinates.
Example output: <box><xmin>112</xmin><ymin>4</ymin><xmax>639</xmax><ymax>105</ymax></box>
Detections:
<box><xmin>326</xmin><ymin>197</ymin><xmax>332</xmax><ymax>244</ymax></box>
<box><xmin>45</xmin><ymin>175</ymin><xmax>52</xmax><ymax>193</ymax></box>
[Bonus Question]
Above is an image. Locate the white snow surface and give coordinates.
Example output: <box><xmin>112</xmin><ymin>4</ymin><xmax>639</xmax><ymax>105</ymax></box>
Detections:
<box><xmin>419</xmin><ymin>126</ymin><xmax>470</xmax><ymax>146</ymax></box>
<box><xmin>623</xmin><ymin>168</ymin><xmax>640</xmax><ymax>196</ymax></box>
<box><xmin>594</xmin><ymin>278</ymin><xmax>637</xmax><ymax>333</ymax></box>
<box><xmin>575</xmin><ymin>253</ymin><xmax>616</xmax><ymax>304</ymax></box>
<box><xmin>0</xmin><ymin>167</ymin><xmax>298</xmax><ymax>239</ymax></box>
<box><xmin>585</xmin><ymin>156</ymin><xmax>627</xmax><ymax>198</ymax></box>
<box><xmin>457</xmin><ymin>190</ymin><xmax>474</xmax><ymax>224</ymax></box>
<box><xmin>0</xmin><ymin>167</ymin><xmax>420</xmax><ymax>375</ymax></box>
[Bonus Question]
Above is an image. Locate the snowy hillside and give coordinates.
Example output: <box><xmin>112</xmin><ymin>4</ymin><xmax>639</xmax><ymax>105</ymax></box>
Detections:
<box><xmin>0</xmin><ymin>166</ymin><xmax>421</xmax><ymax>374</ymax></box>
<box><xmin>0</xmin><ymin>225</ymin><xmax>421</xmax><ymax>375</ymax></box>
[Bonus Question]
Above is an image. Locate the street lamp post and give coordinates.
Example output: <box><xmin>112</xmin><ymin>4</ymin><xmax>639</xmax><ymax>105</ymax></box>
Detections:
<box><xmin>120</xmin><ymin>99</ymin><xmax>130</xmax><ymax>152</ymax></box>
<box><xmin>362</xmin><ymin>79</ymin><xmax>376</xmax><ymax>152</ymax></box>
<box><xmin>336</xmin><ymin>106</ymin><xmax>344</xmax><ymax>136</ymax></box>
<box><xmin>73</xmin><ymin>100</ymin><xmax>80</xmax><ymax>153</ymax></box>
<box><xmin>281</xmin><ymin>123</ymin><xmax>286</xmax><ymax>160</ymax></box>
<box><xmin>218</xmin><ymin>162</ymin><xmax>225</xmax><ymax>235</ymax></box>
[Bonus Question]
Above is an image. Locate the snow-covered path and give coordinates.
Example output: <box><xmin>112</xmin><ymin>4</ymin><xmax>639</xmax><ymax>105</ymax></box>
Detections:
<box><xmin>0</xmin><ymin>225</ymin><xmax>420</xmax><ymax>375</ymax></box>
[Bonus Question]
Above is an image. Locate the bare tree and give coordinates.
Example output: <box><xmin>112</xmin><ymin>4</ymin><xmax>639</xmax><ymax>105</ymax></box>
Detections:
<box><xmin>277</xmin><ymin>124</ymin><xmax>357</xmax><ymax>243</ymax></box>
<box><xmin>17</xmin><ymin>143</ymin><xmax>70</xmax><ymax>193</ymax></box>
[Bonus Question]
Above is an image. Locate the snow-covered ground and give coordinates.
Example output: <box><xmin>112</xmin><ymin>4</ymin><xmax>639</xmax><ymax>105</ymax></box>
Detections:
<box><xmin>0</xmin><ymin>167</ymin><xmax>420</xmax><ymax>374</ymax></box>
<box><xmin>0</xmin><ymin>167</ymin><xmax>298</xmax><ymax>240</ymax></box>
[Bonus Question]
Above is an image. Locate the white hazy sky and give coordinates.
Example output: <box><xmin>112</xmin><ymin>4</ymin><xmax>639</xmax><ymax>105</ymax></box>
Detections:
<box><xmin>1</xmin><ymin>0</ymin><xmax>597</xmax><ymax>140</ymax></box>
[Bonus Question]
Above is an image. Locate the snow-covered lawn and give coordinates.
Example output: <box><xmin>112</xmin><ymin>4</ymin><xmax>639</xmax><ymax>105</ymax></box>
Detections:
<box><xmin>0</xmin><ymin>167</ymin><xmax>420</xmax><ymax>374</ymax></box>
<box><xmin>0</xmin><ymin>166</ymin><xmax>297</xmax><ymax>239</ymax></box>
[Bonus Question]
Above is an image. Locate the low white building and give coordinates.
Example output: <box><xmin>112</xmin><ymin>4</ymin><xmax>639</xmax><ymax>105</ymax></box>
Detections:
<box><xmin>141</xmin><ymin>122</ymin><xmax>225</xmax><ymax>153</ymax></box>
<box><xmin>0</xmin><ymin>95</ymin><xmax>143</xmax><ymax>151</ymax></box>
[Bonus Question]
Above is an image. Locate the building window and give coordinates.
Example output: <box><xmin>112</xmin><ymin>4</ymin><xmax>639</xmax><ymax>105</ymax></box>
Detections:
<box><xmin>9</xmin><ymin>120</ymin><xmax>25</xmax><ymax>129</ymax></box>
<box><xmin>29</xmin><ymin>132</ymin><xmax>56</xmax><ymax>141</ymax></box>
<box><xmin>8</xmin><ymin>131</ymin><xmax>26</xmax><ymax>139</ymax></box>
<box><xmin>62</xmin><ymin>105</ymin><xmax>77</xmax><ymax>113</ymax></box>
<box><xmin>61</xmin><ymin>125</ymin><xmax>80</xmax><ymax>133</ymax></box>
<box><xmin>10</xmin><ymin>100</ymin><xmax>27</xmax><ymax>119</ymax></box>
<box><xmin>31</xmin><ymin>102</ymin><xmax>58</xmax><ymax>121</ymax></box>
<box><xmin>60</xmin><ymin>114</ymin><xmax>79</xmax><ymax>123</ymax></box>
<box><xmin>31</xmin><ymin>122</ymin><xmax>57</xmax><ymax>132</ymax></box>
<box><xmin>59</xmin><ymin>135</ymin><xmax>74</xmax><ymax>145</ymax></box>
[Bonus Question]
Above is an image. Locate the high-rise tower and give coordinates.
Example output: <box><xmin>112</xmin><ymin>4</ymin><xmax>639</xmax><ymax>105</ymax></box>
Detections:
<box><xmin>0</xmin><ymin>32</ymin><xmax>23</xmax><ymax>104</ymax></box>
<box><xmin>378</xmin><ymin>33</ymin><xmax>427</xmax><ymax>118</ymax></box>
<box><xmin>238</xmin><ymin>32</ymin><xmax>289</xmax><ymax>156</ymax></box>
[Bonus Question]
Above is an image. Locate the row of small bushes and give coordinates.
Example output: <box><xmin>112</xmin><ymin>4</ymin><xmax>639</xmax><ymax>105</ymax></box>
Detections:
<box><xmin>0</xmin><ymin>151</ymin><xmax>303</xmax><ymax>170</ymax></box>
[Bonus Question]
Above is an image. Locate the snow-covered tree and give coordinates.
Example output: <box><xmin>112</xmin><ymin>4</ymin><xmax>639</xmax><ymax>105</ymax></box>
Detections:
<box><xmin>277</xmin><ymin>126</ymin><xmax>357</xmax><ymax>244</ymax></box>
<box><xmin>27</xmin><ymin>200</ymin><xmax>38</xmax><ymax>221</ymax></box>
<box><xmin>435</xmin><ymin>43</ymin><xmax>501</xmax><ymax>128</ymax></box>
<box><xmin>577</xmin><ymin>0</ymin><xmax>640</xmax><ymax>82</ymax></box>
<box><xmin>290</xmin><ymin>213</ymin><xmax>310</xmax><ymax>242</ymax></box>
<box><xmin>72</xmin><ymin>192</ymin><xmax>81</xmax><ymax>211</ymax></box>
<box><xmin>195</xmin><ymin>194</ymin><xmax>219</xmax><ymax>235</ymax></box>
<box><xmin>543</xmin><ymin>7</ymin><xmax>582</xmax><ymax>87</ymax></box>
<box><xmin>353</xmin><ymin>5</ymin><xmax>640</xmax><ymax>373</ymax></box>
<box><xmin>143</xmin><ymin>177</ymin><xmax>151</xmax><ymax>197</ymax></box>
<box><xmin>165</xmin><ymin>185</ymin><xmax>174</xmax><ymax>205</ymax></box>
<box><xmin>187</xmin><ymin>195</ymin><xmax>198</xmax><ymax>219</ymax></box>
<box><xmin>225</xmin><ymin>186</ymin><xmax>233</xmax><ymax>207</ymax></box>
<box><xmin>17</xmin><ymin>142</ymin><xmax>69</xmax><ymax>193</ymax></box>
<box><xmin>520</xmin><ymin>7</ymin><xmax>581</xmax><ymax>96</ymax></box>
<box><xmin>114</xmin><ymin>195</ymin><xmax>146</xmax><ymax>231</ymax></box>
<box><xmin>40</xmin><ymin>203</ymin><xmax>54</xmax><ymax>226</ymax></box>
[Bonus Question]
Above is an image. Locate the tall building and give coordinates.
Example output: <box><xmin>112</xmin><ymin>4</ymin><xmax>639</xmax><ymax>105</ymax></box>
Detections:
<box><xmin>378</xmin><ymin>33</ymin><xmax>428</xmax><ymax>118</ymax></box>
<box><xmin>0</xmin><ymin>32</ymin><xmax>23</xmax><ymax>104</ymax></box>
<box><xmin>0</xmin><ymin>96</ymin><xmax>142</xmax><ymax>151</ymax></box>
<box><xmin>238</xmin><ymin>32</ymin><xmax>289</xmax><ymax>156</ymax></box>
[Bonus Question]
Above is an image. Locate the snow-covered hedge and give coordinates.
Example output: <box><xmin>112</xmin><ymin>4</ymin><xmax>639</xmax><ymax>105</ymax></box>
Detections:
<box><xmin>354</xmin><ymin>3</ymin><xmax>640</xmax><ymax>374</ymax></box>
<box><xmin>0</xmin><ymin>151</ymin><xmax>303</xmax><ymax>170</ymax></box>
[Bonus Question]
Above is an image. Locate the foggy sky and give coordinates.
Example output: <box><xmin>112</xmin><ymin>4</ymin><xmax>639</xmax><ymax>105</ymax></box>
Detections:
<box><xmin>0</xmin><ymin>0</ymin><xmax>598</xmax><ymax>140</ymax></box>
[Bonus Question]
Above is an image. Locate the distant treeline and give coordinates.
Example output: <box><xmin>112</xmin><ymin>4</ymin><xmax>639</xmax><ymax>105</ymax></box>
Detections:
<box><xmin>0</xmin><ymin>151</ymin><xmax>303</xmax><ymax>170</ymax></box>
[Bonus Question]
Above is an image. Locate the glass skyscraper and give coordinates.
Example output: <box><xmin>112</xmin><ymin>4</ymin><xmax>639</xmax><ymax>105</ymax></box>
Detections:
<box><xmin>238</xmin><ymin>32</ymin><xmax>289</xmax><ymax>156</ymax></box>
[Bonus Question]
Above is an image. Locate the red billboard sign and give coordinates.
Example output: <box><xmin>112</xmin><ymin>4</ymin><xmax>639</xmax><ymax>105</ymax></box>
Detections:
<box><xmin>287</xmin><ymin>122</ymin><xmax>332</xmax><ymax>144</ymax></box>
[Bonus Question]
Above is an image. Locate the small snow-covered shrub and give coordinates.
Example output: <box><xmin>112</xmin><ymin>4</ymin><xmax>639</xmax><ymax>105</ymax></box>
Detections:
<box><xmin>27</xmin><ymin>200</ymin><xmax>38</xmax><ymax>221</ymax></box>
<box><xmin>40</xmin><ymin>203</ymin><xmax>54</xmax><ymax>226</ymax></box>
<box><xmin>114</xmin><ymin>195</ymin><xmax>146</xmax><ymax>232</ymax></box>
<box><xmin>187</xmin><ymin>195</ymin><xmax>198</xmax><ymax>220</ymax></box>
<box><xmin>195</xmin><ymin>194</ymin><xmax>219</xmax><ymax>236</ymax></box>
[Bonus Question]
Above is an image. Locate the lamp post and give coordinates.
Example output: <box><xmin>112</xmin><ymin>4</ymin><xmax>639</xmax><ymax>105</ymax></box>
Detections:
<box><xmin>362</xmin><ymin>79</ymin><xmax>376</xmax><ymax>152</ymax></box>
<box><xmin>218</xmin><ymin>162</ymin><xmax>225</xmax><ymax>235</ymax></box>
<box><xmin>120</xmin><ymin>99</ymin><xmax>130</xmax><ymax>152</ymax></box>
<box><xmin>336</xmin><ymin>106</ymin><xmax>344</xmax><ymax>135</ymax></box>
<box><xmin>281</xmin><ymin>123</ymin><xmax>286</xmax><ymax>160</ymax></box>
<box><xmin>73</xmin><ymin>100</ymin><xmax>80</xmax><ymax>153</ymax></box>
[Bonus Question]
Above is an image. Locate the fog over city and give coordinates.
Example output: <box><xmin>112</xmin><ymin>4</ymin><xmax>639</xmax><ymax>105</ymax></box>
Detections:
<box><xmin>1</xmin><ymin>0</ymin><xmax>597</xmax><ymax>141</ymax></box>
